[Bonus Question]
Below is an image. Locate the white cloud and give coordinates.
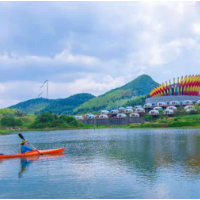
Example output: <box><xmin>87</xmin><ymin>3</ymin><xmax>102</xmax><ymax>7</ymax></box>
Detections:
<box><xmin>0</xmin><ymin>49</ymin><xmax>101</xmax><ymax>67</ymax></box>
<box><xmin>0</xmin><ymin>75</ymin><xmax>125</xmax><ymax>108</ymax></box>
<box><xmin>192</xmin><ymin>23</ymin><xmax>200</xmax><ymax>36</ymax></box>
<box><xmin>163</xmin><ymin>71</ymin><xmax>171</xmax><ymax>74</ymax></box>
<box><xmin>1</xmin><ymin>2</ymin><xmax>200</xmax><ymax>107</ymax></box>
<box><xmin>53</xmin><ymin>75</ymin><xmax>125</xmax><ymax>97</ymax></box>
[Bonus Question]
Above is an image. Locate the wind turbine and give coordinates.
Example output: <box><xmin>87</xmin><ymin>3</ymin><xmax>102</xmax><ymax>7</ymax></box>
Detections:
<box><xmin>38</xmin><ymin>91</ymin><xmax>44</xmax><ymax>98</ymax></box>
<box><xmin>39</xmin><ymin>80</ymin><xmax>49</xmax><ymax>98</ymax></box>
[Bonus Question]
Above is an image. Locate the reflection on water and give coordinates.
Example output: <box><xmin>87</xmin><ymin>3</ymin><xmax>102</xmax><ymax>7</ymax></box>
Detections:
<box><xmin>17</xmin><ymin>153</ymin><xmax>64</xmax><ymax>179</ymax></box>
<box><xmin>0</xmin><ymin>129</ymin><xmax>200</xmax><ymax>198</ymax></box>
<box><xmin>18</xmin><ymin>158</ymin><xmax>34</xmax><ymax>178</ymax></box>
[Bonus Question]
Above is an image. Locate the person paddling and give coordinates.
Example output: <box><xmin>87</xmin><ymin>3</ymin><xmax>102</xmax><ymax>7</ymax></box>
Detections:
<box><xmin>19</xmin><ymin>140</ymin><xmax>34</xmax><ymax>153</ymax></box>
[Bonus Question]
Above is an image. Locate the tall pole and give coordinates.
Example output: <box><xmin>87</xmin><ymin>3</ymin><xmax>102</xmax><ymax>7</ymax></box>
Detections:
<box><xmin>47</xmin><ymin>80</ymin><xmax>48</xmax><ymax>99</ymax></box>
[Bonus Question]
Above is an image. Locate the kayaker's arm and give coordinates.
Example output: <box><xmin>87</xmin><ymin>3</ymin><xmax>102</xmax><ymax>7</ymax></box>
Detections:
<box><xmin>25</xmin><ymin>146</ymin><xmax>33</xmax><ymax>151</ymax></box>
<box><xmin>26</xmin><ymin>143</ymin><xmax>35</xmax><ymax>151</ymax></box>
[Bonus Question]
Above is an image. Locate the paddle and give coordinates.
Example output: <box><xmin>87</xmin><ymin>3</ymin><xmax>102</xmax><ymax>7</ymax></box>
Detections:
<box><xmin>18</xmin><ymin>133</ymin><xmax>43</xmax><ymax>155</ymax></box>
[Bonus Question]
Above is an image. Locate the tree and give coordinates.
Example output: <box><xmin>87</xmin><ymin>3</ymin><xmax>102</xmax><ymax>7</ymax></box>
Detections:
<box><xmin>15</xmin><ymin>119</ymin><xmax>23</xmax><ymax>126</ymax></box>
<box><xmin>29</xmin><ymin>112</ymin><xmax>83</xmax><ymax>129</ymax></box>
<box><xmin>194</xmin><ymin>103</ymin><xmax>200</xmax><ymax>111</ymax></box>
<box><xmin>1</xmin><ymin>117</ymin><xmax>22</xmax><ymax>127</ymax></box>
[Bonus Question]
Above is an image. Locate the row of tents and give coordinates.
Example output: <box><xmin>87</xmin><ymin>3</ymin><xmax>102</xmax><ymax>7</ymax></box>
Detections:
<box><xmin>74</xmin><ymin>100</ymin><xmax>199</xmax><ymax>120</ymax></box>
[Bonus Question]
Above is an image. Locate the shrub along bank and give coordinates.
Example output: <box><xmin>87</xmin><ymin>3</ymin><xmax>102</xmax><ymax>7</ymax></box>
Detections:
<box><xmin>0</xmin><ymin>112</ymin><xmax>83</xmax><ymax>130</ymax></box>
<box><xmin>1</xmin><ymin>117</ymin><xmax>23</xmax><ymax>127</ymax></box>
<box><xmin>29</xmin><ymin>112</ymin><xmax>83</xmax><ymax>129</ymax></box>
<box><xmin>128</xmin><ymin>114</ymin><xmax>200</xmax><ymax>128</ymax></box>
<box><xmin>1</xmin><ymin>111</ymin><xmax>200</xmax><ymax>130</ymax></box>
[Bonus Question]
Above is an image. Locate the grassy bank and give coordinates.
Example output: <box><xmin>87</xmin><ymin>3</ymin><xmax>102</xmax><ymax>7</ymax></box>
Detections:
<box><xmin>0</xmin><ymin>124</ymin><xmax>128</xmax><ymax>135</ymax></box>
<box><xmin>128</xmin><ymin>114</ymin><xmax>200</xmax><ymax>128</ymax></box>
<box><xmin>1</xmin><ymin>111</ymin><xmax>200</xmax><ymax>135</ymax></box>
<box><xmin>0</xmin><ymin>130</ymin><xmax>14</xmax><ymax>135</ymax></box>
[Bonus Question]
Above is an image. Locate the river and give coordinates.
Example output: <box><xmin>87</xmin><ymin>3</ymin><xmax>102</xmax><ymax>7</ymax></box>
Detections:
<box><xmin>0</xmin><ymin>128</ymin><xmax>200</xmax><ymax>198</ymax></box>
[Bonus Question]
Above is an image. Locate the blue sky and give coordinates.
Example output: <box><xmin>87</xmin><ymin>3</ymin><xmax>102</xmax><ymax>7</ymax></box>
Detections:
<box><xmin>0</xmin><ymin>2</ymin><xmax>200</xmax><ymax>108</ymax></box>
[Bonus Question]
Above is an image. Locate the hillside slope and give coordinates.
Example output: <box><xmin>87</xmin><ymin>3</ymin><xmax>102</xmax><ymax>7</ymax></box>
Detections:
<box><xmin>38</xmin><ymin>93</ymin><xmax>95</xmax><ymax>115</ymax></box>
<box><xmin>9</xmin><ymin>98</ymin><xmax>56</xmax><ymax>115</ymax></box>
<box><xmin>73</xmin><ymin>74</ymin><xmax>158</xmax><ymax>114</ymax></box>
<box><xmin>9</xmin><ymin>93</ymin><xmax>95</xmax><ymax>115</ymax></box>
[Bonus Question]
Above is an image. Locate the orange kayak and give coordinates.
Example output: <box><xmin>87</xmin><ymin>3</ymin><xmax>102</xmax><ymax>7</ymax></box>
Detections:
<box><xmin>0</xmin><ymin>148</ymin><xmax>65</xmax><ymax>159</ymax></box>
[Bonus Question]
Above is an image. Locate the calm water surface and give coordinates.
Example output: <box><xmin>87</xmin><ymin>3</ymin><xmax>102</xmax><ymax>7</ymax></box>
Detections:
<box><xmin>1</xmin><ymin>128</ymin><xmax>200</xmax><ymax>199</ymax></box>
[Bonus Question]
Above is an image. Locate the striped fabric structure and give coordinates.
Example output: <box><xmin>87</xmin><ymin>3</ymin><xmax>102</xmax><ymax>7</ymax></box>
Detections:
<box><xmin>150</xmin><ymin>75</ymin><xmax>200</xmax><ymax>97</ymax></box>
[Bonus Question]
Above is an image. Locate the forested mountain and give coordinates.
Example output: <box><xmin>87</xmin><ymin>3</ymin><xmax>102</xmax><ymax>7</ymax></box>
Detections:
<box><xmin>37</xmin><ymin>93</ymin><xmax>95</xmax><ymax>115</ymax></box>
<box><xmin>9</xmin><ymin>98</ymin><xmax>55</xmax><ymax>115</ymax></box>
<box><xmin>9</xmin><ymin>74</ymin><xmax>158</xmax><ymax>115</ymax></box>
<box><xmin>9</xmin><ymin>93</ymin><xmax>95</xmax><ymax>115</ymax></box>
<box><xmin>73</xmin><ymin>74</ymin><xmax>158</xmax><ymax>114</ymax></box>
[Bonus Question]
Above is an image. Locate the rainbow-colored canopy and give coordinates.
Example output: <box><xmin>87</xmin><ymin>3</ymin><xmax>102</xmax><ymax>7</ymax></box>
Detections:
<box><xmin>150</xmin><ymin>75</ymin><xmax>200</xmax><ymax>97</ymax></box>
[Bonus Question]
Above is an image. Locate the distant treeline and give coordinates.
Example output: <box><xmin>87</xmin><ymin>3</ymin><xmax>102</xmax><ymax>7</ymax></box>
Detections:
<box><xmin>0</xmin><ymin>108</ymin><xmax>24</xmax><ymax>117</ymax></box>
<box><xmin>9</xmin><ymin>93</ymin><xmax>95</xmax><ymax>115</ymax></box>
<box><xmin>29</xmin><ymin>112</ymin><xmax>83</xmax><ymax>128</ymax></box>
<box><xmin>0</xmin><ymin>112</ymin><xmax>83</xmax><ymax>129</ymax></box>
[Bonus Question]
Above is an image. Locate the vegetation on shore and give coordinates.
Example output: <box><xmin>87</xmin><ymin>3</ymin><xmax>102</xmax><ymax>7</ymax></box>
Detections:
<box><xmin>29</xmin><ymin>112</ymin><xmax>83</xmax><ymax>128</ymax></box>
<box><xmin>0</xmin><ymin>108</ymin><xmax>24</xmax><ymax>117</ymax></box>
<box><xmin>1</xmin><ymin>103</ymin><xmax>200</xmax><ymax>134</ymax></box>
<box><xmin>129</xmin><ymin>112</ymin><xmax>200</xmax><ymax>128</ymax></box>
<box><xmin>0</xmin><ymin>111</ymin><xmax>84</xmax><ymax>130</ymax></box>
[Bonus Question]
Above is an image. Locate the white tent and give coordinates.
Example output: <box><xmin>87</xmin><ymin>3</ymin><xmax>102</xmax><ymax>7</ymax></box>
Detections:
<box><xmin>130</xmin><ymin>113</ymin><xmax>140</xmax><ymax>118</ymax></box>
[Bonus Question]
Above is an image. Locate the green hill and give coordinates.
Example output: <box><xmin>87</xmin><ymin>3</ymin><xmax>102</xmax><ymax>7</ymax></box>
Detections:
<box><xmin>9</xmin><ymin>75</ymin><xmax>158</xmax><ymax>115</ymax></box>
<box><xmin>38</xmin><ymin>93</ymin><xmax>95</xmax><ymax>115</ymax></box>
<box><xmin>9</xmin><ymin>98</ymin><xmax>56</xmax><ymax>115</ymax></box>
<box><xmin>9</xmin><ymin>93</ymin><xmax>95</xmax><ymax>115</ymax></box>
<box><xmin>73</xmin><ymin>74</ymin><xmax>158</xmax><ymax>114</ymax></box>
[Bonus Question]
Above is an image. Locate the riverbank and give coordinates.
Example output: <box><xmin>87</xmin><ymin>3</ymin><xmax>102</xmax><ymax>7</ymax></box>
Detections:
<box><xmin>1</xmin><ymin>113</ymin><xmax>200</xmax><ymax>135</ymax></box>
<box><xmin>0</xmin><ymin>124</ymin><xmax>129</xmax><ymax>135</ymax></box>
<box><xmin>128</xmin><ymin>113</ymin><xmax>200</xmax><ymax>128</ymax></box>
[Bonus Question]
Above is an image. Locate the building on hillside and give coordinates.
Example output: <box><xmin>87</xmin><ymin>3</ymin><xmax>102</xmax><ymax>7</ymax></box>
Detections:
<box><xmin>85</xmin><ymin>113</ymin><xmax>93</xmax><ymax>118</ymax></box>
<box><xmin>135</xmin><ymin>108</ymin><xmax>145</xmax><ymax>113</ymax></box>
<box><xmin>169</xmin><ymin>101</ymin><xmax>180</xmax><ymax>106</ymax></box>
<box><xmin>163</xmin><ymin>109</ymin><xmax>174</xmax><ymax>116</ymax></box>
<box><xmin>143</xmin><ymin>103</ymin><xmax>153</xmax><ymax>109</ymax></box>
<box><xmin>99</xmin><ymin>114</ymin><xmax>108</xmax><ymax>119</ymax></box>
<box><xmin>146</xmin><ymin>75</ymin><xmax>200</xmax><ymax>106</ymax></box>
<box><xmin>101</xmin><ymin>110</ymin><xmax>109</xmax><ymax>115</ymax></box>
<box><xmin>116</xmin><ymin>113</ymin><xmax>126</xmax><ymax>118</ymax></box>
<box><xmin>184</xmin><ymin>105</ymin><xmax>194</xmax><ymax>110</ymax></box>
<box><xmin>156</xmin><ymin>102</ymin><xmax>167</xmax><ymax>108</ymax></box>
<box><xmin>149</xmin><ymin>110</ymin><xmax>159</xmax><ymax>116</ymax></box>
<box><xmin>86</xmin><ymin>114</ymin><xmax>96</xmax><ymax>119</ymax></box>
<box><xmin>153</xmin><ymin>107</ymin><xmax>163</xmax><ymax>112</ymax></box>
<box><xmin>126</xmin><ymin>106</ymin><xmax>133</xmax><ymax>110</ymax></box>
<box><xmin>129</xmin><ymin>113</ymin><xmax>140</xmax><ymax>118</ymax></box>
<box><xmin>118</xmin><ymin>107</ymin><xmax>125</xmax><ymax>113</ymax></box>
<box><xmin>74</xmin><ymin>116</ymin><xmax>84</xmax><ymax>120</ymax></box>
<box><xmin>124</xmin><ymin>109</ymin><xmax>133</xmax><ymax>114</ymax></box>
<box><xmin>182</xmin><ymin>100</ymin><xmax>193</xmax><ymax>106</ymax></box>
<box><xmin>134</xmin><ymin>105</ymin><xmax>142</xmax><ymax>110</ymax></box>
<box><xmin>186</xmin><ymin>108</ymin><xmax>197</xmax><ymax>113</ymax></box>
<box><xmin>166</xmin><ymin>106</ymin><xmax>177</xmax><ymax>111</ymax></box>
<box><xmin>109</xmin><ymin>110</ymin><xmax>119</xmax><ymax>117</ymax></box>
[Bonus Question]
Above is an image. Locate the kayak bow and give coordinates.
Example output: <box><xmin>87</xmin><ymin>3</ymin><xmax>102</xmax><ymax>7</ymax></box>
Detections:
<box><xmin>0</xmin><ymin>148</ymin><xmax>65</xmax><ymax>159</ymax></box>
